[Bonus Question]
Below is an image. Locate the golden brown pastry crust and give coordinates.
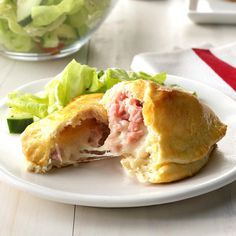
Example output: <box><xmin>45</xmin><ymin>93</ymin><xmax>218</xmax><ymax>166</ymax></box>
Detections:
<box><xmin>102</xmin><ymin>80</ymin><xmax>227</xmax><ymax>183</ymax></box>
<box><xmin>144</xmin><ymin>83</ymin><xmax>226</xmax><ymax>164</ymax></box>
<box><xmin>21</xmin><ymin>94</ymin><xmax>107</xmax><ymax>173</ymax></box>
<box><xmin>121</xmin><ymin>146</ymin><xmax>213</xmax><ymax>183</ymax></box>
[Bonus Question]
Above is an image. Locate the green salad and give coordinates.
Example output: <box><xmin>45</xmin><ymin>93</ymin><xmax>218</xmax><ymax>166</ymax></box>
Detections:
<box><xmin>0</xmin><ymin>0</ymin><xmax>111</xmax><ymax>53</ymax></box>
<box><xmin>7</xmin><ymin>60</ymin><xmax>166</xmax><ymax>133</ymax></box>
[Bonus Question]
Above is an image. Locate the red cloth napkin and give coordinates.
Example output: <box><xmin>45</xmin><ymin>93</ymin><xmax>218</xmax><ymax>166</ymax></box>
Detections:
<box><xmin>131</xmin><ymin>44</ymin><xmax>236</xmax><ymax>100</ymax></box>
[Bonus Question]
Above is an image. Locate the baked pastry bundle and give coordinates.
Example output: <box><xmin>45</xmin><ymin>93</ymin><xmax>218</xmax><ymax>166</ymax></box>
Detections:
<box><xmin>21</xmin><ymin>94</ymin><xmax>110</xmax><ymax>173</ymax></box>
<box><xmin>101</xmin><ymin>80</ymin><xmax>226</xmax><ymax>183</ymax></box>
<box><xmin>21</xmin><ymin>80</ymin><xmax>227</xmax><ymax>183</ymax></box>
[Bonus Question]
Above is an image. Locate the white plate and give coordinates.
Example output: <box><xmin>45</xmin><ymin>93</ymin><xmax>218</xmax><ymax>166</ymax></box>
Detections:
<box><xmin>0</xmin><ymin>75</ymin><xmax>236</xmax><ymax>208</ymax></box>
<box><xmin>188</xmin><ymin>0</ymin><xmax>236</xmax><ymax>24</ymax></box>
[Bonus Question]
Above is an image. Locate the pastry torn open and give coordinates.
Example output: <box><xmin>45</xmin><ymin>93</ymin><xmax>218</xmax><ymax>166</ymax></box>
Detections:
<box><xmin>21</xmin><ymin>94</ymin><xmax>111</xmax><ymax>173</ymax></box>
<box><xmin>21</xmin><ymin>80</ymin><xmax>227</xmax><ymax>183</ymax></box>
<box><xmin>101</xmin><ymin>80</ymin><xmax>227</xmax><ymax>183</ymax></box>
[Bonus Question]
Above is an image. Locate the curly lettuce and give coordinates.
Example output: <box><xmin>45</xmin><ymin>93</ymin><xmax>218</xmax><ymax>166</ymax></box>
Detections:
<box><xmin>7</xmin><ymin>60</ymin><xmax>166</xmax><ymax>118</ymax></box>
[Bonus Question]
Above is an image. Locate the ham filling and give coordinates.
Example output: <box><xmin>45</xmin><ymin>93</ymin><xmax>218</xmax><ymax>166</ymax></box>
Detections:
<box><xmin>104</xmin><ymin>91</ymin><xmax>146</xmax><ymax>154</ymax></box>
<box><xmin>50</xmin><ymin>92</ymin><xmax>146</xmax><ymax>165</ymax></box>
<box><xmin>50</xmin><ymin>119</ymin><xmax>110</xmax><ymax>164</ymax></box>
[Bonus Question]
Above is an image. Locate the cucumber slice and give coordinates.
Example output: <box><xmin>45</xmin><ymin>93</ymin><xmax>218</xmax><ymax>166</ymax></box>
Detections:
<box><xmin>17</xmin><ymin>0</ymin><xmax>43</xmax><ymax>26</ymax></box>
<box><xmin>7</xmin><ymin>111</ymin><xmax>34</xmax><ymax>134</ymax></box>
<box><xmin>18</xmin><ymin>16</ymin><xmax>33</xmax><ymax>27</ymax></box>
<box><xmin>7</xmin><ymin>117</ymin><xmax>33</xmax><ymax>134</ymax></box>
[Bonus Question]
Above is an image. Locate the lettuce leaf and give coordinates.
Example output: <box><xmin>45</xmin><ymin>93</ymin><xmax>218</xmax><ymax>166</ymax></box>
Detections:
<box><xmin>7</xmin><ymin>92</ymin><xmax>48</xmax><ymax>118</ymax></box>
<box><xmin>24</xmin><ymin>15</ymin><xmax>66</xmax><ymax>37</ymax></box>
<box><xmin>99</xmin><ymin>68</ymin><xmax>166</xmax><ymax>92</ymax></box>
<box><xmin>129</xmin><ymin>71</ymin><xmax>166</xmax><ymax>84</ymax></box>
<box><xmin>0</xmin><ymin>2</ymin><xmax>26</xmax><ymax>35</ymax></box>
<box><xmin>0</xmin><ymin>2</ymin><xmax>34</xmax><ymax>51</ymax></box>
<box><xmin>7</xmin><ymin>60</ymin><xmax>166</xmax><ymax>118</ymax></box>
<box><xmin>68</xmin><ymin>7</ymin><xmax>88</xmax><ymax>28</ymax></box>
<box><xmin>41</xmin><ymin>31</ymin><xmax>59</xmax><ymax>48</ymax></box>
<box><xmin>0</xmin><ymin>20</ymin><xmax>33</xmax><ymax>52</ymax></box>
<box><xmin>84</xmin><ymin>0</ymin><xmax>110</xmax><ymax>14</ymax></box>
<box><xmin>45</xmin><ymin>61</ymin><xmax>166</xmax><ymax>113</ymax></box>
<box><xmin>31</xmin><ymin>0</ymin><xmax>84</xmax><ymax>26</ymax></box>
<box><xmin>45</xmin><ymin>60</ymin><xmax>99</xmax><ymax>113</ymax></box>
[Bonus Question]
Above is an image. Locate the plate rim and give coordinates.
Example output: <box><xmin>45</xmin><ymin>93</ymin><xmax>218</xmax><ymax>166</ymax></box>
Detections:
<box><xmin>1</xmin><ymin>75</ymin><xmax>236</xmax><ymax>208</ymax></box>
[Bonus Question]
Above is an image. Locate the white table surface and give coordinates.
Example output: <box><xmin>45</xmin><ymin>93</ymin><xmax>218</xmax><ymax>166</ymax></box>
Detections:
<box><xmin>1</xmin><ymin>0</ymin><xmax>236</xmax><ymax>235</ymax></box>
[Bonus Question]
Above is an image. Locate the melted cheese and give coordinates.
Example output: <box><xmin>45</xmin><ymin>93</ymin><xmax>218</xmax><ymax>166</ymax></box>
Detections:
<box><xmin>51</xmin><ymin>119</ymin><xmax>110</xmax><ymax>166</ymax></box>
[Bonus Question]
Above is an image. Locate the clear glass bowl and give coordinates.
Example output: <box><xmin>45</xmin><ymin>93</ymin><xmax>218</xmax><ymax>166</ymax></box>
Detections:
<box><xmin>0</xmin><ymin>0</ymin><xmax>117</xmax><ymax>61</ymax></box>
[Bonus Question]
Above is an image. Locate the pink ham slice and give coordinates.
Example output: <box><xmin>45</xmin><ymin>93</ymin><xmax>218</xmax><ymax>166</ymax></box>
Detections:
<box><xmin>105</xmin><ymin>91</ymin><xmax>145</xmax><ymax>154</ymax></box>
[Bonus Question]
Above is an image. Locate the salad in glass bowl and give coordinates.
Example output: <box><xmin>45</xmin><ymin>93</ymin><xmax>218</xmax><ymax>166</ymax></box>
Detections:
<box><xmin>0</xmin><ymin>0</ymin><xmax>117</xmax><ymax>60</ymax></box>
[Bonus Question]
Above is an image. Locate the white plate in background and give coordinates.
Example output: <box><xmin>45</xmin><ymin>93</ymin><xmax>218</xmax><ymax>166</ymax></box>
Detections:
<box><xmin>188</xmin><ymin>0</ymin><xmax>236</xmax><ymax>24</ymax></box>
<box><xmin>0</xmin><ymin>76</ymin><xmax>236</xmax><ymax>207</ymax></box>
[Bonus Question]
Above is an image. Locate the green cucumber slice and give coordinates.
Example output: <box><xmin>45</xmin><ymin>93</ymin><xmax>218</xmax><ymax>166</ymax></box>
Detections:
<box><xmin>7</xmin><ymin>118</ymin><xmax>33</xmax><ymax>134</ymax></box>
<box><xmin>7</xmin><ymin>112</ymin><xmax>34</xmax><ymax>134</ymax></box>
<box><xmin>17</xmin><ymin>0</ymin><xmax>43</xmax><ymax>26</ymax></box>
<box><xmin>18</xmin><ymin>16</ymin><xmax>33</xmax><ymax>27</ymax></box>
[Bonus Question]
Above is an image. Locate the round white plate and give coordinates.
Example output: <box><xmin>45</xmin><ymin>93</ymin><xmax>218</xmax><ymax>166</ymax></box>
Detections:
<box><xmin>0</xmin><ymin>75</ymin><xmax>236</xmax><ymax>208</ymax></box>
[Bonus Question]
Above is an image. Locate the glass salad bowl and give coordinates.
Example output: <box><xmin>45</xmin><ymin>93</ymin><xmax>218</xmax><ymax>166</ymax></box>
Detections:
<box><xmin>0</xmin><ymin>0</ymin><xmax>117</xmax><ymax>61</ymax></box>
